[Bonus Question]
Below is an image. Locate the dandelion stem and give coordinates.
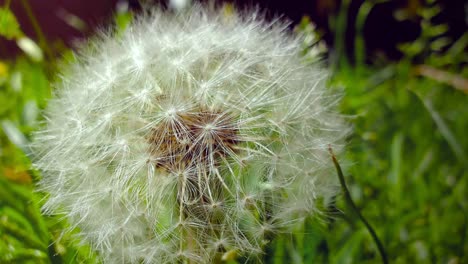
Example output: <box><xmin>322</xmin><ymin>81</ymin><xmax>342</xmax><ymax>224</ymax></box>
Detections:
<box><xmin>328</xmin><ymin>146</ymin><xmax>388</xmax><ymax>264</ymax></box>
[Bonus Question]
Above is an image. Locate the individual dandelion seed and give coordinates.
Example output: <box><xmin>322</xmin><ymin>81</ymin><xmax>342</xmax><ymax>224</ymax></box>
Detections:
<box><xmin>31</xmin><ymin>5</ymin><xmax>350</xmax><ymax>264</ymax></box>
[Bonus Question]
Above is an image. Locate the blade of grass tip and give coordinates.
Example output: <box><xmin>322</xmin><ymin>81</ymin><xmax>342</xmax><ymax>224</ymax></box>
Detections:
<box><xmin>389</xmin><ymin>133</ymin><xmax>404</xmax><ymax>202</ymax></box>
<box><xmin>0</xmin><ymin>177</ymin><xmax>51</xmax><ymax>246</ymax></box>
<box><xmin>421</xmin><ymin>97</ymin><xmax>467</xmax><ymax>164</ymax></box>
<box><xmin>414</xmin><ymin>65</ymin><xmax>468</xmax><ymax>94</ymax></box>
<box><xmin>331</xmin><ymin>0</ymin><xmax>350</xmax><ymax>71</ymax></box>
<box><xmin>273</xmin><ymin>235</ymin><xmax>285</xmax><ymax>264</ymax></box>
<box><xmin>25</xmin><ymin>201</ymin><xmax>51</xmax><ymax>245</ymax></box>
<box><xmin>286</xmin><ymin>239</ymin><xmax>303</xmax><ymax>264</ymax></box>
<box><xmin>19</xmin><ymin>0</ymin><xmax>53</xmax><ymax>60</ymax></box>
<box><xmin>328</xmin><ymin>146</ymin><xmax>388</xmax><ymax>264</ymax></box>
<box><xmin>354</xmin><ymin>1</ymin><xmax>385</xmax><ymax>69</ymax></box>
<box><xmin>5</xmin><ymin>248</ymin><xmax>49</xmax><ymax>262</ymax></box>
<box><xmin>0</xmin><ymin>215</ymin><xmax>48</xmax><ymax>251</ymax></box>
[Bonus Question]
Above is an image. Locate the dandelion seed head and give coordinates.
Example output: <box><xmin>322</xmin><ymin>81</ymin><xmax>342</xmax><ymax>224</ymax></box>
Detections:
<box><xmin>32</xmin><ymin>5</ymin><xmax>349</xmax><ymax>263</ymax></box>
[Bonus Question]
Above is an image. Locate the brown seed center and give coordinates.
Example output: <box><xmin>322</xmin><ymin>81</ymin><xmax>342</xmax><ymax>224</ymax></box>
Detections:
<box><xmin>148</xmin><ymin>107</ymin><xmax>240</xmax><ymax>172</ymax></box>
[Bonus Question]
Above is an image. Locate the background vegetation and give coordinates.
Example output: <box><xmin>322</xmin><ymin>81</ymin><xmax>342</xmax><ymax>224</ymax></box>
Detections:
<box><xmin>0</xmin><ymin>0</ymin><xmax>466</xmax><ymax>263</ymax></box>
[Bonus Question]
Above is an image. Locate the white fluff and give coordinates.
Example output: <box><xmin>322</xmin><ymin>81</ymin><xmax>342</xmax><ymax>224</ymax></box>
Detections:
<box><xmin>32</xmin><ymin>6</ymin><xmax>349</xmax><ymax>263</ymax></box>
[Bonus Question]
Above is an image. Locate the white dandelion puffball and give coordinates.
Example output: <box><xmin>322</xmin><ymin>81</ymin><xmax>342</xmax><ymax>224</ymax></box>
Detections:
<box><xmin>33</xmin><ymin>6</ymin><xmax>349</xmax><ymax>264</ymax></box>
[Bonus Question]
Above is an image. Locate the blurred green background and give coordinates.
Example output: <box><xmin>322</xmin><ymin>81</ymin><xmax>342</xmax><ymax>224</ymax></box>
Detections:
<box><xmin>0</xmin><ymin>0</ymin><xmax>467</xmax><ymax>263</ymax></box>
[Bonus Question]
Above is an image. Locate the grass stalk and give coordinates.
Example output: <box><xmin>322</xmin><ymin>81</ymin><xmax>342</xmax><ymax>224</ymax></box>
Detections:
<box><xmin>329</xmin><ymin>146</ymin><xmax>388</xmax><ymax>264</ymax></box>
<box><xmin>19</xmin><ymin>0</ymin><xmax>54</xmax><ymax>59</ymax></box>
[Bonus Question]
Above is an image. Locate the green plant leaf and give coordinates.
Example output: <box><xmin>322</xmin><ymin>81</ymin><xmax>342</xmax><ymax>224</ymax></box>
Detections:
<box><xmin>0</xmin><ymin>8</ymin><xmax>23</xmax><ymax>40</ymax></box>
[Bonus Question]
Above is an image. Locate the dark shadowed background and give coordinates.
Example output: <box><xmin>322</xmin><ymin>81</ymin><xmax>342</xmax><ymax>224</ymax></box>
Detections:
<box><xmin>1</xmin><ymin>0</ymin><xmax>466</xmax><ymax>62</ymax></box>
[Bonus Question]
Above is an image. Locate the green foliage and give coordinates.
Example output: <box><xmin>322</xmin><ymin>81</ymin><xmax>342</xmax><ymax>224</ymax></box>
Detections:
<box><xmin>269</xmin><ymin>0</ymin><xmax>467</xmax><ymax>263</ymax></box>
<box><xmin>0</xmin><ymin>7</ymin><xmax>23</xmax><ymax>40</ymax></box>
<box><xmin>0</xmin><ymin>57</ymin><xmax>99</xmax><ymax>264</ymax></box>
<box><xmin>1</xmin><ymin>2</ymin><xmax>467</xmax><ymax>263</ymax></box>
<box><xmin>326</xmin><ymin>61</ymin><xmax>467</xmax><ymax>263</ymax></box>
<box><xmin>0</xmin><ymin>6</ymin><xmax>99</xmax><ymax>264</ymax></box>
<box><xmin>283</xmin><ymin>0</ymin><xmax>467</xmax><ymax>263</ymax></box>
